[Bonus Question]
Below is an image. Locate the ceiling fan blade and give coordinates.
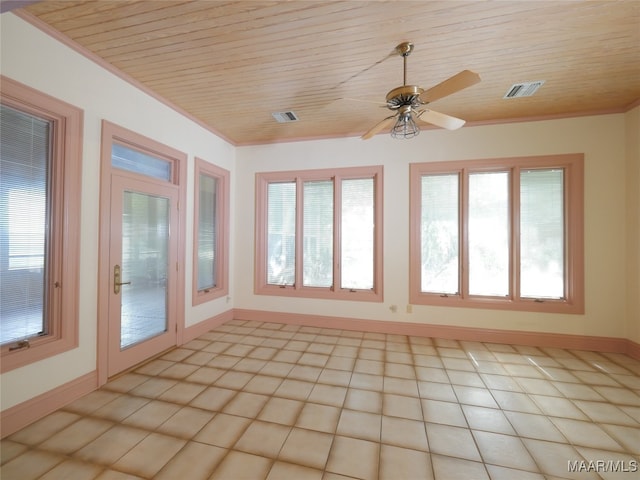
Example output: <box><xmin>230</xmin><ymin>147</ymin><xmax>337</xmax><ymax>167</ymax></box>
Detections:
<box><xmin>361</xmin><ymin>115</ymin><xmax>397</xmax><ymax>140</ymax></box>
<box><xmin>419</xmin><ymin>70</ymin><xmax>481</xmax><ymax>104</ymax></box>
<box><xmin>417</xmin><ymin>109</ymin><xmax>466</xmax><ymax>130</ymax></box>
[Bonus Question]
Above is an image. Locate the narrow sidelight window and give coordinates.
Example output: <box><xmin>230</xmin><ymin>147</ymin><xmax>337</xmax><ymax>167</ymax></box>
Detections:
<box><xmin>193</xmin><ymin>159</ymin><xmax>229</xmax><ymax>304</ymax></box>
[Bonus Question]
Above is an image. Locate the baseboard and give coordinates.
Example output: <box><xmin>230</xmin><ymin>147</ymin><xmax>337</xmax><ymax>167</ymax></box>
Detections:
<box><xmin>233</xmin><ymin>308</ymin><xmax>639</xmax><ymax>360</ymax></box>
<box><xmin>0</xmin><ymin>370</ymin><xmax>97</xmax><ymax>439</ymax></box>
<box><xmin>182</xmin><ymin>309</ymin><xmax>235</xmax><ymax>344</ymax></box>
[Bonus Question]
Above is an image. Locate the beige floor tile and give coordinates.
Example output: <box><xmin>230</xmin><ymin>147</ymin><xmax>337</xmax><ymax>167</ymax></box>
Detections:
<box><xmin>383</xmin><ymin>393</ymin><xmax>423</xmax><ymax>420</ymax></box>
<box><xmin>95</xmin><ymin>469</ymin><xmax>145</xmax><ymax>480</ymax></box>
<box><xmin>480</xmin><ymin>373</ymin><xmax>523</xmax><ymax>391</ymax></box>
<box><xmin>431</xmin><ymin>454</ymin><xmax>489</xmax><ymax>480</ymax></box>
<box><xmin>210</xmin><ymin>450</ymin><xmax>273</xmax><ymax>480</ymax></box>
<box><xmin>502</xmin><ymin>410</ymin><xmax>564</xmax><ymax>441</ymax></box>
<box><xmin>462</xmin><ymin>405</ymin><xmax>516</xmax><ymax>435</ymax></box>
<box><xmin>472</xmin><ymin>430</ymin><xmax>538</xmax><ymax>471</ymax></box>
<box><xmin>260</xmin><ymin>360</ymin><xmax>295</xmax><ymax>377</ymax></box>
<box><xmin>129</xmin><ymin>377</ymin><xmax>177</xmax><ymax>399</ymax></box>
<box><xmin>39</xmin><ymin>417</ymin><xmax>114</xmax><ymax>455</ymax></box>
<box><xmin>258</xmin><ymin>397</ymin><xmax>304</xmax><ymax>425</ymax></box>
<box><xmin>552</xmin><ymin>381</ymin><xmax>606</xmax><ymax>401</ymax></box>
<box><xmin>222</xmin><ymin>391</ymin><xmax>270</xmax><ymax>418</ymax></box>
<box><xmin>485</xmin><ymin>464</ymin><xmax>545</xmax><ymax>480</ymax></box>
<box><xmin>530</xmin><ymin>394</ymin><xmax>589</xmax><ymax>420</ymax></box>
<box><xmin>0</xmin><ymin>439</ymin><xmax>28</xmax><ymax>465</ymax></box>
<box><xmin>492</xmin><ymin>390</ymin><xmax>542</xmax><ymax>414</ymax></box>
<box><xmin>195</xmin><ymin>413</ymin><xmax>252</xmax><ymax>448</ymax></box>
<box><xmin>234</xmin><ymin>420</ymin><xmax>291</xmax><ymax>458</ymax></box>
<box><xmin>278</xmin><ymin>428</ymin><xmax>334</xmax><ymax>469</ymax></box>
<box><xmin>413</xmin><ymin>355</ymin><xmax>445</xmax><ymax>369</ymax></box>
<box><xmin>102</xmin><ymin>373</ymin><xmax>149</xmax><ymax>393</ymax></box>
<box><xmin>427</xmin><ymin>423</ymin><xmax>481</xmax><ymax>461</ymax></box>
<box><xmin>296</xmin><ymin>403</ymin><xmax>341</xmax><ymax>433</ymax></box>
<box><xmin>275</xmin><ymin>378</ymin><xmax>315</xmax><ymax>400</ymax></box>
<box><xmin>523</xmin><ymin>438</ymin><xmax>600</xmax><ymax>480</ymax></box>
<box><xmin>288</xmin><ymin>365</ymin><xmax>323</xmax><ymax>382</ymax></box>
<box><xmin>383</xmin><ymin>376</ymin><xmax>419</xmax><ymax>396</ymax></box>
<box><xmin>417</xmin><ymin>380</ymin><xmax>458</xmax><ymax>401</ymax></box>
<box><xmin>550</xmin><ymin>417</ymin><xmax>625</xmax><ymax>451</ymax></box>
<box><xmin>317</xmin><ymin>368</ymin><xmax>352</xmax><ymax>387</ymax></box>
<box><xmin>159</xmin><ymin>363</ymin><xmax>199</xmax><ymax>379</ymax></box>
<box><xmin>63</xmin><ymin>390</ymin><xmax>122</xmax><ymax>415</ymax></box>
<box><xmin>344</xmin><ymin>388</ymin><xmax>382</xmax><ymax>414</ymax></box>
<box><xmin>574</xmin><ymin>447</ymin><xmax>640</xmax><ymax>479</ymax></box>
<box><xmin>308</xmin><ymin>384</ymin><xmax>348</xmax><ymax>407</ymax></box>
<box><xmin>452</xmin><ymin>385</ymin><xmax>499</xmax><ymax>408</ymax></box>
<box><xmin>214</xmin><ymin>370</ymin><xmax>254</xmax><ymax>390</ymax></box>
<box><xmin>189</xmin><ymin>386</ymin><xmax>236</xmax><ymax>411</ymax></box>
<box><xmin>381</xmin><ymin>415</ymin><xmax>428</xmax><ymax>451</ymax></box>
<box><xmin>0</xmin><ymin>449</ymin><xmax>65</xmax><ymax>480</ymax></box>
<box><xmin>75</xmin><ymin>425</ymin><xmax>148</xmax><ymax>465</ymax></box>
<box><xmin>325</xmin><ymin>355</ymin><xmax>356</xmax><ymax>371</ymax></box>
<box><xmin>8</xmin><ymin>411</ymin><xmax>80</xmax><ymax>446</ymax></box>
<box><xmin>600</xmin><ymin>424</ymin><xmax>640</xmax><ymax>454</ymax></box>
<box><xmin>350</xmin><ymin>372</ymin><xmax>383</xmax><ymax>391</ymax></box>
<box><xmin>517</xmin><ymin>377</ymin><xmax>563</xmax><ymax>396</ymax></box>
<box><xmin>184</xmin><ymin>366</ymin><xmax>225</xmax><ymax>384</ymax></box>
<box><xmin>267</xmin><ymin>461</ymin><xmax>324</xmax><ymax>480</ymax></box>
<box><xmin>91</xmin><ymin>395</ymin><xmax>150</xmax><ymax>422</ymax></box>
<box><xmin>326</xmin><ymin>435</ymin><xmax>379</xmax><ymax>480</ymax></box>
<box><xmin>154</xmin><ymin>441</ymin><xmax>226</xmax><ymax>480</ymax></box>
<box><xmin>243</xmin><ymin>374</ymin><xmax>284</xmax><ymax>395</ymax></box>
<box><xmin>593</xmin><ymin>386</ymin><xmax>640</xmax><ymax>405</ymax></box>
<box><xmin>336</xmin><ymin>409</ymin><xmax>381</xmax><ymax>442</ymax></box>
<box><xmin>446</xmin><ymin>370</ymin><xmax>485</xmax><ymax>388</ymax></box>
<box><xmin>121</xmin><ymin>400</ymin><xmax>181</xmax><ymax>430</ymax></box>
<box><xmin>112</xmin><ymin>432</ymin><xmax>186</xmax><ymax>478</ymax></box>
<box><xmin>157</xmin><ymin>406</ymin><xmax>213</xmax><ymax>438</ymax></box>
<box><xmin>182</xmin><ymin>350</ymin><xmax>216</xmax><ymax>366</ymax></box>
<box><xmin>299</xmin><ymin>352</ymin><xmax>330</xmax><ymax>367</ymax></box>
<box><xmin>379</xmin><ymin>444</ymin><xmax>433</xmax><ymax>480</ymax></box>
<box><xmin>37</xmin><ymin>458</ymin><xmax>103</xmax><ymax>480</ymax></box>
<box><xmin>422</xmin><ymin>399</ymin><xmax>468</xmax><ymax>427</ymax></box>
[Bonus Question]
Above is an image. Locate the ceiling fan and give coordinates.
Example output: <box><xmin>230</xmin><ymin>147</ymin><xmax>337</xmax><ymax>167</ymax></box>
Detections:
<box><xmin>361</xmin><ymin>42</ymin><xmax>480</xmax><ymax>140</ymax></box>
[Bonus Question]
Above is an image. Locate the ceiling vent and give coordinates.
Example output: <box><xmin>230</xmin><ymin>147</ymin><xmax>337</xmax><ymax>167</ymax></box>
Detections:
<box><xmin>272</xmin><ymin>111</ymin><xmax>299</xmax><ymax>123</ymax></box>
<box><xmin>503</xmin><ymin>81</ymin><xmax>545</xmax><ymax>99</ymax></box>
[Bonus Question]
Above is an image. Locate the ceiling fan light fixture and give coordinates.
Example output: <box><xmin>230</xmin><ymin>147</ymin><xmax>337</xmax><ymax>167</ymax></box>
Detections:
<box><xmin>390</xmin><ymin>110</ymin><xmax>420</xmax><ymax>139</ymax></box>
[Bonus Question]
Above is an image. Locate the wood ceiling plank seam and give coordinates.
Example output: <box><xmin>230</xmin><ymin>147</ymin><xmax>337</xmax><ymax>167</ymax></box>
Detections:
<box><xmin>69</xmin><ymin>2</ymin><xmax>365</xmax><ymax>51</ymax></box>
<box><xmin>53</xmin><ymin>1</ymin><xmax>216</xmax><ymax>37</ymax></box>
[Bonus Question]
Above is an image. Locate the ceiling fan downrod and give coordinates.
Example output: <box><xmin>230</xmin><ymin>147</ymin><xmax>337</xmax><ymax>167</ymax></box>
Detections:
<box><xmin>396</xmin><ymin>42</ymin><xmax>414</xmax><ymax>86</ymax></box>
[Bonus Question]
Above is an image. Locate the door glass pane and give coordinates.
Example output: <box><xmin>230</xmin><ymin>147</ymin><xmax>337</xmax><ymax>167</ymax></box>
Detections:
<box><xmin>0</xmin><ymin>105</ymin><xmax>50</xmax><ymax>344</ymax></box>
<box><xmin>121</xmin><ymin>191</ymin><xmax>169</xmax><ymax>349</ymax></box>
<box><xmin>520</xmin><ymin>169</ymin><xmax>565</xmax><ymax>298</ymax></box>
<box><xmin>421</xmin><ymin>174</ymin><xmax>459</xmax><ymax>294</ymax></box>
<box><xmin>267</xmin><ymin>182</ymin><xmax>296</xmax><ymax>285</ymax></box>
<box><xmin>112</xmin><ymin>143</ymin><xmax>171</xmax><ymax>181</ymax></box>
<box><xmin>303</xmin><ymin>180</ymin><xmax>333</xmax><ymax>287</ymax></box>
<box><xmin>341</xmin><ymin>178</ymin><xmax>374</xmax><ymax>290</ymax></box>
<box><xmin>468</xmin><ymin>171</ymin><xmax>510</xmax><ymax>296</ymax></box>
<box><xmin>197</xmin><ymin>173</ymin><xmax>217</xmax><ymax>291</ymax></box>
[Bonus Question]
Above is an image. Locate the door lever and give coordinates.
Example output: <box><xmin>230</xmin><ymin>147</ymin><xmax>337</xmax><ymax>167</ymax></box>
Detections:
<box><xmin>113</xmin><ymin>264</ymin><xmax>131</xmax><ymax>294</ymax></box>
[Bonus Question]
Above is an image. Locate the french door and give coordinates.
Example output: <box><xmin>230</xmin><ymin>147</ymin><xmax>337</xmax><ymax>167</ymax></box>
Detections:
<box><xmin>106</xmin><ymin>174</ymin><xmax>179</xmax><ymax>376</ymax></box>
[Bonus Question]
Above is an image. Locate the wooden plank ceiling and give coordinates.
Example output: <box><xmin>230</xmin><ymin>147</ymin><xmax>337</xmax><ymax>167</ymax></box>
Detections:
<box><xmin>21</xmin><ymin>0</ymin><xmax>640</xmax><ymax>145</ymax></box>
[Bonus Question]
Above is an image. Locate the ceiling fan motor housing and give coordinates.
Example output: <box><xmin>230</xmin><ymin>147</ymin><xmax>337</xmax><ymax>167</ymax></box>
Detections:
<box><xmin>386</xmin><ymin>85</ymin><xmax>424</xmax><ymax>110</ymax></box>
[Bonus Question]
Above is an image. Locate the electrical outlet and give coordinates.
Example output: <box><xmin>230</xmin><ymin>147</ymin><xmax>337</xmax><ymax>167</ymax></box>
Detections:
<box><xmin>406</xmin><ymin>304</ymin><xmax>413</xmax><ymax>314</ymax></box>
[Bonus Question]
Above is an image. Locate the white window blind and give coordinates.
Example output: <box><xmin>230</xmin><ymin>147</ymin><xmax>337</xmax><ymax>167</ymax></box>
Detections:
<box><xmin>0</xmin><ymin>105</ymin><xmax>51</xmax><ymax>344</ymax></box>
<box><xmin>420</xmin><ymin>174</ymin><xmax>459</xmax><ymax>294</ymax></box>
<box><xmin>267</xmin><ymin>182</ymin><xmax>296</xmax><ymax>285</ymax></box>
<box><xmin>520</xmin><ymin>169</ymin><xmax>565</xmax><ymax>298</ymax></box>
<box><xmin>303</xmin><ymin>180</ymin><xmax>333</xmax><ymax>287</ymax></box>
<box><xmin>197</xmin><ymin>173</ymin><xmax>217</xmax><ymax>291</ymax></box>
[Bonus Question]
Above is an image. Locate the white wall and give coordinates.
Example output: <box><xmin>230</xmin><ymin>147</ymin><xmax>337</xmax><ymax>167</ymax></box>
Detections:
<box><xmin>0</xmin><ymin>14</ymin><xmax>236</xmax><ymax>411</ymax></box>
<box><xmin>236</xmin><ymin>113</ymin><xmax>632</xmax><ymax>340</ymax></box>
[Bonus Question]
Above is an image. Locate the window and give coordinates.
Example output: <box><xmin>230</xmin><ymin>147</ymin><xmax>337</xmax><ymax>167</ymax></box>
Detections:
<box><xmin>193</xmin><ymin>158</ymin><xmax>229</xmax><ymax>304</ymax></box>
<box><xmin>255</xmin><ymin>166</ymin><xmax>383</xmax><ymax>301</ymax></box>
<box><xmin>410</xmin><ymin>155</ymin><xmax>584</xmax><ymax>313</ymax></box>
<box><xmin>0</xmin><ymin>76</ymin><xmax>83</xmax><ymax>371</ymax></box>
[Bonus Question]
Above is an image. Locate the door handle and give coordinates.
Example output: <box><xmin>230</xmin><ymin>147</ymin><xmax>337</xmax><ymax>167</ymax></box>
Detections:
<box><xmin>113</xmin><ymin>264</ymin><xmax>131</xmax><ymax>294</ymax></box>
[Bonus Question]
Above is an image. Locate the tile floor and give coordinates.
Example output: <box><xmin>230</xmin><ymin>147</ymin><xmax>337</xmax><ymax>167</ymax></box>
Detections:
<box><xmin>2</xmin><ymin>319</ymin><xmax>639</xmax><ymax>480</ymax></box>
